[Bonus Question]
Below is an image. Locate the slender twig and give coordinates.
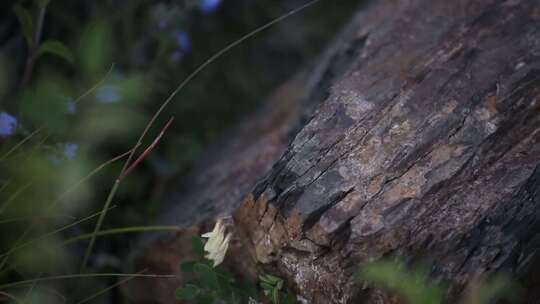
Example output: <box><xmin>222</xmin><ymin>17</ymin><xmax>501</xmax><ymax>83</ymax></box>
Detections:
<box><xmin>3</xmin><ymin>285</ymin><xmax>67</xmax><ymax>303</ymax></box>
<box><xmin>0</xmin><ymin>181</ymin><xmax>9</xmax><ymax>194</ymax></box>
<box><xmin>22</xmin><ymin>271</ymin><xmax>40</xmax><ymax>303</ymax></box>
<box><xmin>0</xmin><ymin>183</ymin><xmax>32</xmax><ymax>215</ymax></box>
<box><xmin>81</xmin><ymin>118</ymin><xmax>174</xmax><ymax>270</ymax></box>
<box><xmin>73</xmin><ymin>64</ymin><xmax>116</xmax><ymax>104</ymax></box>
<box><xmin>56</xmin><ymin>149</ymin><xmax>133</xmax><ymax>202</ymax></box>
<box><xmin>63</xmin><ymin>225</ymin><xmax>181</xmax><ymax>244</ymax></box>
<box><xmin>2</xmin><ymin>64</ymin><xmax>115</xmax><ymax>162</ymax></box>
<box><xmin>20</xmin><ymin>4</ymin><xmax>47</xmax><ymax>88</ymax></box>
<box><xmin>0</xmin><ymin>213</ymin><xmax>75</xmax><ymax>225</ymax></box>
<box><xmin>0</xmin><ymin>149</ymin><xmax>130</xmax><ymax>271</ymax></box>
<box><xmin>80</xmin><ymin>182</ymin><xmax>119</xmax><ymax>270</ymax></box>
<box><xmin>118</xmin><ymin>117</ymin><xmax>175</xmax><ymax>181</ymax></box>
<box><xmin>80</xmin><ymin>0</ymin><xmax>322</xmax><ymax>271</ymax></box>
<box><xmin>0</xmin><ymin>206</ymin><xmax>117</xmax><ymax>260</ymax></box>
<box><xmin>75</xmin><ymin>269</ymin><xmax>148</xmax><ymax>304</ymax></box>
<box><xmin>0</xmin><ymin>291</ymin><xmax>21</xmax><ymax>303</ymax></box>
<box><xmin>0</xmin><ymin>273</ymin><xmax>176</xmax><ymax>290</ymax></box>
<box><xmin>0</xmin><ymin>127</ymin><xmax>42</xmax><ymax>162</ymax></box>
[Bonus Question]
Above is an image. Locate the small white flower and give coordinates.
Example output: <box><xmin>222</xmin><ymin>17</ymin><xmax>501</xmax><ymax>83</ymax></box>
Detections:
<box><xmin>201</xmin><ymin>219</ymin><xmax>232</xmax><ymax>267</ymax></box>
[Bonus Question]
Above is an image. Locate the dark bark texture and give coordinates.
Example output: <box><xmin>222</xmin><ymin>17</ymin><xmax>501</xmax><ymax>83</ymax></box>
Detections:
<box><xmin>236</xmin><ymin>0</ymin><xmax>540</xmax><ymax>302</ymax></box>
<box><xmin>131</xmin><ymin>0</ymin><xmax>540</xmax><ymax>303</ymax></box>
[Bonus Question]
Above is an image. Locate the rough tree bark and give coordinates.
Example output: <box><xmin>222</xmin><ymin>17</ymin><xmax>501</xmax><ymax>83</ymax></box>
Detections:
<box><xmin>130</xmin><ymin>0</ymin><xmax>540</xmax><ymax>303</ymax></box>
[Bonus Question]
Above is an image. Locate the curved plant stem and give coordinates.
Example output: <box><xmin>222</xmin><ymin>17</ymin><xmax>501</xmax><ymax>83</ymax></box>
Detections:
<box><xmin>0</xmin><ymin>273</ymin><xmax>176</xmax><ymax>290</ymax></box>
<box><xmin>81</xmin><ymin>0</ymin><xmax>323</xmax><ymax>271</ymax></box>
<box><xmin>75</xmin><ymin>270</ymin><xmax>148</xmax><ymax>304</ymax></box>
<box><xmin>0</xmin><ymin>206</ymin><xmax>116</xmax><ymax>260</ymax></box>
<box><xmin>64</xmin><ymin>225</ymin><xmax>181</xmax><ymax>244</ymax></box>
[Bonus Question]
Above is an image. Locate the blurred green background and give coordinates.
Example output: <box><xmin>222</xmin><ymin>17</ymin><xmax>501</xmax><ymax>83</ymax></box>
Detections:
<box><xmin>0</xmin><ymin>0</ymin><xmax>358</xmax><ymax>302</ymax></box>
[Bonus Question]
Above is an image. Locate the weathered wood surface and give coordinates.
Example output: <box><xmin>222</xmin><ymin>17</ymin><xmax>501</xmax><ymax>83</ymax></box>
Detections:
<box><xmin>130</xmin><ymin>0</ymin><xmax>540</xmax><ymax>302</ymax></box>
<box><xmin>235</xmin><ymin>0</ymin><xmax>540</xmax><ymax>303</ymax></box>
<box><xmin>126</xmin><ymin>74</ymin><xmax>312</xmax><ymax>303</ymax></box>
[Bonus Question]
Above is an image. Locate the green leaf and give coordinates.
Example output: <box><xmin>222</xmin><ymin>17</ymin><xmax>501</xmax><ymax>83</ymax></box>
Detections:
<box><xmin>13</xmin><ymin>4</ymin><xmax>34</xmax><ymax>47</ymax></box>
<box><xmin>282</xmin><ymin>293</ymin><xmax>299</xmax><ymax>304</ymax></box>
<box><xmin>20</xmin><ymin>75</ymin><xmax>74</xmax><ymax>136</ymax></box>
<box><xmin>38</xmin><ymin>40</ymin><xmax>74</xmax><ymax>63</ymax></box>
<box><xmin>175</xmin><ymin>284</ymin><xmax>200</xmax><ymax>300</ymax></box>
<box><xmin>272</xmin><ymin>287</ymin><xmax>280</xmax><ymax>304</ymax></box>
<box><xmin>358</xmin><ymin>260</ymin><xmax>446</xmax><ymax>304</ymax></box>
<box><xmin>191</xmin><ymin>235</ymin><xmax>205</xmax><ymax>256</ymax></box>
<box><xmin>194</xmin><ymin>262</ymin><xmax>220</xmax><ymax>290</ymax></box>
<box><xmin>260</xmin><ymin>282</ymin><xmax>273</xmax><ymax>291</ymax></box>
<box><xmin>78</xmin><ymin>22</ymin><xmax>112</xmax><ymax>77</ymax></box>
<box><xmin>260</xmin><ymin>274</ymin><xmax>283</xmax><ymax>285</ymax></box>
<box><xmin>180</xmin><ymin>261</ymin><xmax>197</xmax><ymax>272</ymax></box>
<box><xmin>197</xmin><ymin>294</ymin><xmax>215</xmax><ymax>304</ymax></box>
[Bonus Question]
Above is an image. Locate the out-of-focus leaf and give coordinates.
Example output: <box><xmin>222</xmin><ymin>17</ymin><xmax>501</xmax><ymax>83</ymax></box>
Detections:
<box><xmin>180</xmin><ymin>261</ymin><xmax>197</xmax><ymax>272</ymax></box>
<box><xmin>38</xmin><ymin>40</ymin><xmax>74</xmax><ymax>63</ymax></box>
<box><xmin>13</xmin><ymin>4</ymin><xmax>34</xmax><ymax>46</ymax></box>
<box><xmin>175</xmin><ymin>284</ymin><xmax>200</xmax><ymax>300</ymax></box>
<box><xmin>20</xmin><ymin>75</ymin><xmax>74</xmax><ymax>135</ymax></box>
<box><xmin>358</xmin><ymin>260</ymin><xmax>446</xmax><ymax>304</ymax></box>
<box><xmin>78</xmin><ymin>22</ymin><xmax>112</xmax><ymax>77</ymax></box>
<box><xmin>193</xmin><ymin>262</ymin><xmax>220</xmax><ymax>290</ymax></box>
<box><xmin>464</xmin><ymin>276</ymin><xmax>521</xmax><ymax>304</ymax></box>
<box><xmin>191</xmin><ymin>235</ymin><xmax>205</xmax><ymax>256</ymax></box>
<box><xmin>74</xmin><ymin>103</ymin><xmax>145</xmax><ymax>144</ymax></box>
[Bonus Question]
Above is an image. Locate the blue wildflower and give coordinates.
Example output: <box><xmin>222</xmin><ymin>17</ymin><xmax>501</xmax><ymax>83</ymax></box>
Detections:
<box><xmin>0</xmin><ymin>112</ymin><xmax>17</xmax><ymax>137</ymax></box>
<box><xmin>174</xmin><ymin>31</ymin><xmax>191</xmax><ymax>52</ymax></box>
<box><xmin>48</xmin><ymin>155</ymin><xmax>61</xmax><ymax>166</ymax></box>
<box><xmin>159</xmin><ymin>20</ymin><xmax>168</xmax><ymax>29</ymax></box>
<box><xmin>63</xmin><ymin>143</ymin><xmax>78</xmax><ymax>160</ymax></box>
<box><xmin>170</xmin><ymin>51</ymin><xmax>184</xmax><ymax>63</ymax></box>
<box><xmin>48</xmin><ymin>143</ymin><xmax>79</xmax><ymax>165</ymax></box>
<box><xmin>67</xmin><ymin>101</ymin><xmax>76</xmax><ymax>114</ymax></box>
<box><xmin>96</xmin><ymin>85</ymin><xmax>122</xmax><ymax>103</ymax></box>
<box><xmin>200</xmin><ymin>0</ymin><xmax>222</xmax><ymax>13</ymax></box>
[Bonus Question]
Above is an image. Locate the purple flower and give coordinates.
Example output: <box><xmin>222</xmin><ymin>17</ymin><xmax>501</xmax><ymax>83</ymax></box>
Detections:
<box><xmin>48</xmin><ymin>143</ymin><xmax>79</xmax><ymax>165</ymax></box>
<box><xmin>158</xmin><ymin>20</ymin><xmax>168</xmax><ymax>29</ymax></box>
<box><xmin>170</xmin><ymin>51</ymin><xmax>184</xmax><ymax>63</ymax></box>
<box><xmin>96</xmin><ymin>85</ymin><xmax>122</xmax><ymax>103</ymax></box>
<box><xmin>174</xmin><ymin>31</ymin><xmax>191</xmax><ymax>52</ymax></box>
<box><xmin>63</xmin><ymin>143</ymin><xmax>78</xmax><ymax>160</ymax></box>
<box><xmin>200</xmin><ymin>0</ymin><xmax>222</xmax><ymax>13</ymax></box>
<box><xmin>0</xmin><ymin>112</ymin><xmax>17</xmax><ymax>137</ymax></box>
<box><xmin>67</xmin><ymin>101</ymin><xmax>77</xmax><ymax>114</ymax></box>
<box><xmin>48</xmin><ymin>155</ymin><xmax>61</xmax><ymax>166</ymax></box>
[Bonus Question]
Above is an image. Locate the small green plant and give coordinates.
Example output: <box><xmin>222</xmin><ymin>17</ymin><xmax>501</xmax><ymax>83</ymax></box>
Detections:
<box><xmin>259</xmin><ymin>274</ymin><xmax>296</xmax><ymax>304</ymax></box>
<box><xmin>358</xmin><ymin>259</ymin><xmax>520</xmax><ymax>304</ymax></box>
<box><xmin>176</xmin><ymin>236</ymin><xmax>257</xmax><ymax>304</ymax></box>
<box><xmin>176</xmin><ymin>220</ymin><xmax>298</xmax><ymax>304</ymax></box>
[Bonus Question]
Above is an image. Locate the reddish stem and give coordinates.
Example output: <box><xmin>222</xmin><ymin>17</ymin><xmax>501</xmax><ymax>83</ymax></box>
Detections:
<box><xmin>118</xmin><ymin>117</ymin><xmax>175</xmax><ymax>181</ymax></box>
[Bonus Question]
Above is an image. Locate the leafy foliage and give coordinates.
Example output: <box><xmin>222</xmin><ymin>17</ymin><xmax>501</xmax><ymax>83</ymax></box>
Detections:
<box><xmin>38</xmin><ymin>39</ymin><xmax>74</xmax><ymax>63</ymax></box>
<box><xmin>358</xmin><ymin>259</ymin><xmax>520</xmax><ymax>304</ymax></box>
<box><xmin>0</xmin><ymin>0</ymin><xmax>359</xmax><ymax>302</ymax></box>
<box><xmin>13</xmin><ymin>4</ymin><xmax>34</xmax><ymax>46</ymax></box>
<box><xmin>177</xmin><ymin>236</ymin><xmax>298</xmax><ymax>304</ymax></box>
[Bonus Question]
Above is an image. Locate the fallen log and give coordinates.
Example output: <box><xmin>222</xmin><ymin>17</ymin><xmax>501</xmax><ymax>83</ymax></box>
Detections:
<box><xmin>130</xmin><ymin>0</ymin><xmax>540</xmax><ymax>302</ymax></box>
<box><xmin>235</xmin><ymin>0</ymin><xmax>540</xmax><ymax>302</ymax></box>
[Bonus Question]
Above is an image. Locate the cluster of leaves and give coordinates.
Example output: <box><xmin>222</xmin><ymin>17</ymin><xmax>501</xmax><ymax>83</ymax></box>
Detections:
<box><xmin>176</xmin><ymin>236</ymin><xmax>258</xmax><ymax>303</ymax></box>
<box><xmin>14</xmin><ymin>2</ymin><xmax>73</xmax><ymax>64</ymax></box>
<box><xmin>176</xmin><ymin>236</ymin><xmax>297</xmax><ymax>304</ymax></box>
<box><xmin>358</xmin><ymin>260</ymin><xmax>521</xmax><ymax>304</ymax></box>
<box><xmin>259</xmin><ymin>274</ymin><xmax>298</xmax><ymax>304</ymax></box>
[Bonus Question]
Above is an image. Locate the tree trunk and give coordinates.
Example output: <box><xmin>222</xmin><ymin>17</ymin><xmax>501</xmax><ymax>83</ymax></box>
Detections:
<box><xmin>131</xmin><ymin>0</ymin><xmax>540</xmax><ymax>303</ymax></box>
